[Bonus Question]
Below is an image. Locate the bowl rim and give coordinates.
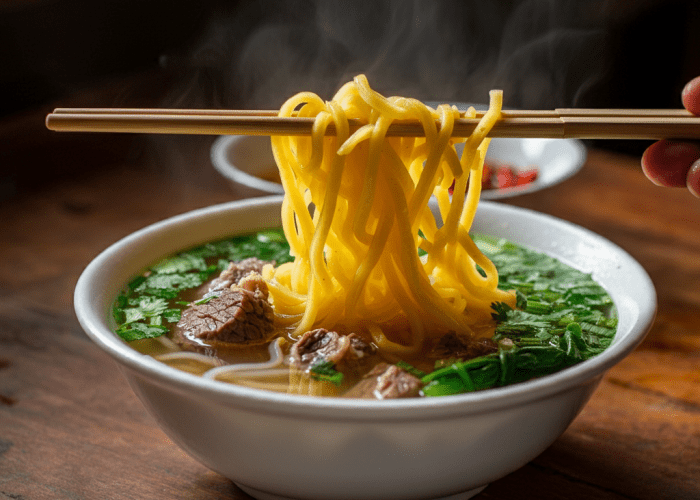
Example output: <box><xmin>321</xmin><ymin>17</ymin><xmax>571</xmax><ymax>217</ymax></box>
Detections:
<box><xmin>74</xmin><ymin>196</ymin><xmax>656</xmax><ymax>421</ymax></box>
<box><xmin>210</xmin><ymin>135</ymin><xmax>285</xmax><ymax>194</ymax></box>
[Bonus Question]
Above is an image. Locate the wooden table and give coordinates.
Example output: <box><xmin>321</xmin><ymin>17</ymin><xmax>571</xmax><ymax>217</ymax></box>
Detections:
<box><xmin>1</xmin><ymin>131</ymin><xmax>699</xmax><ymax>499</ymax></box>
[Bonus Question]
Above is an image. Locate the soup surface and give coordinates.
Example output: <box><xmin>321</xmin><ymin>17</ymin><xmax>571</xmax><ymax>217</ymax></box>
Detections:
<box><xmin>112</xmin><ymin>229</ymin><xmax>617</xmax><ymax>398</ymax></box>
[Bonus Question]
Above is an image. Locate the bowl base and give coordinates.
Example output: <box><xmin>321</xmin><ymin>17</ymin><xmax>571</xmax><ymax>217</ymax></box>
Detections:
<box><xmin>235</xmin><ymin>483</ymin><xmax>488</xmax><ymax>500</ymax></box>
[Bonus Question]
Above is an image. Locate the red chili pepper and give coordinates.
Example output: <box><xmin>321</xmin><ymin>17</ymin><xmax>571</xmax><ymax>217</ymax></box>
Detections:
<box><xmin>496</xmin><ymin>166</ymin><xmax>518</xmax><ymax>188</ymax></box>
<box><xmin>449</xmin><ymin>164</ymin><xmax>538</xmax><ymax>192</ymax></box>
<box><xmin>516</xmin><ymin>168</ymin><xmax>538</xmax><ymax>186</ymax></box>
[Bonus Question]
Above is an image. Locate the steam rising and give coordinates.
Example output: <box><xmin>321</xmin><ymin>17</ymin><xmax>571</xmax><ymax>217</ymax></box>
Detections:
<box><xmin>164</xmin><ymin>0</ymin><xmax>609</xmax><ymax>111</ymax></box>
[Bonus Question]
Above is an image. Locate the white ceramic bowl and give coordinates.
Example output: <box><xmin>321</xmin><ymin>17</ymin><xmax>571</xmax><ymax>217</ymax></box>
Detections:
<box><xmin>74</xmin><ymin>197</ymin><xmax>655</xmax><ymax>500</ymax></box>
<box><xmin>211</xmin><ymin>135</ymin><xmax>285</xmax><ymax>195</ymax></box>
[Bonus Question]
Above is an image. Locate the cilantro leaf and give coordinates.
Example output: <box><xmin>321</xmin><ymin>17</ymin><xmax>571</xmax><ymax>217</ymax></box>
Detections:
<box><xmin>121</xmin><ymin>296</ymin><xmax>169</xmax><ymax>324</ymax></box>
<box><xmin>135</xmin><ymin>273</ymin><xmax>205</xmax><ymax>292</ymax></box>
<box><xmin>163</xmin><ymin>308</ymin><xmax>182</xmax><ymax>323</ymax></box>
<box><xmin>309</xmin><ymin>360</ymin><xmax>344</xmax><ymax>386</ymax></box>
<box><xmin>150</xmin><ymin>254</ymin><xmax>207</xmax><ymax>274</ymax></box>
<box><xmin>490</xmin><ymin>301</ymin><xmax>513</xmax><ymax>322</ymax></box>
<box><xmin>116</xmin><ymin>322</ymin><xmax>168</xmax><ymax>341</ymax></box>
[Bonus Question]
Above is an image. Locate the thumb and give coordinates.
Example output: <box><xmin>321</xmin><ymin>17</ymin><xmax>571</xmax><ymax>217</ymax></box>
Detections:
<box><xmin>681</xmin><ymin>76</ymin><xmax>700</xmax><ymax>115</ymax></box>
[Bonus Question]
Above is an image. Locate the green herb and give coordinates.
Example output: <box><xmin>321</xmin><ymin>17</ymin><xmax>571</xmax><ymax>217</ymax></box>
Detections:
<box><xmin>150</xmin><ymin>254</ymin><xmax>208</xmax><ymax>274</ymax></box>
<box><xmin>417</xmin><ymin>230</ymin><xmax>428</xmax><ymax>257</ymax></box>
<box><xmin>396</xmin><ymin>360</ymin><xmax>427</xmax><ymax>379</ymax></box>
<box><xmin>135</xmin><ymin>273</ymin><xmax>206</xmax><ymax>293</ymax></box>
<box><xmin>194</xmin><ymin>295</ymin><xmax>218</xmax><ymax>305</ymax></box>
<box><xmin>112</xmin><ymin>230</ymin><xmax>293</xmax><ymax>342</ymax></box>
<box><xmin>116</xmin><ymin>322</ymin><xmax>169</xmax><ymax>342</ymax></box>
<box><xmin>421</xmin><ymin>234</ymin><xmax>617</xmax><ymax>397</ymax></box>
<box><xmin>114</xmin><ymin>296</ymin><xmax>169</xmax><ymax>325</ymax></box>
<box><xmin>113</xmin><ymin>228</ymin><xmax>616</xmax><ymax>397</ymax></box>
<box><xmin>525</xmin><ymin>300</ymin><xmax>552</xmax><ymax>315</ymax></box>
<box><xmin>309</xmin><ymin>360</ymin><xmax>344</xmax><ymax>386</ymax></box>
<box><xmin>490</xmin><ymin>301</ymin><xmax>512</xmax><ymax>322</ymax></box>
<box><xmin>162</xmin><ymin>308</ymin><xmax>182</xmax><ymax>323</ymax></box>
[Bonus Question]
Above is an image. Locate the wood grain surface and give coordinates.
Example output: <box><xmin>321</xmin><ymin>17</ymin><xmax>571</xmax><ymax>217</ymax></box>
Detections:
<box><xmin>1</xmin><ymin>134</ymin><xmax>699</xmax><ymax>500</ymax></box>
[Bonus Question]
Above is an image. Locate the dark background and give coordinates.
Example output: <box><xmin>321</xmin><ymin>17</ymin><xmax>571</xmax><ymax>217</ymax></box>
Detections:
<box><xmin>1</xmin><ymin>0</ymin><xmax>698</xmax><ymax>201</ymax></box>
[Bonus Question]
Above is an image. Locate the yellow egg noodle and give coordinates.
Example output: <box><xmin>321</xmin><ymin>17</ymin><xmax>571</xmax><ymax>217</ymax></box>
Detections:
<box><xmin>264</xmin><ymin>75</ymin><xmax>516</xmax><ymax>356</ymax></box>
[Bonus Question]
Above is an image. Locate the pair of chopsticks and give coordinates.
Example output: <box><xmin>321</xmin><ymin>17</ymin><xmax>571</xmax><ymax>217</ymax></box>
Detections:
<box><xmin>45</xmin><ymin>107</ymin><xmax>700</xmax><ymax>140</ymax></box>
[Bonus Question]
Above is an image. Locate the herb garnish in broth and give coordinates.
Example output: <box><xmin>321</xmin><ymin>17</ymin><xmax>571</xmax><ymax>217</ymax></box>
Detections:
<box><xmin>112</xmin><ymin>229</ymin><xmax>616</xmax><ymax>396</ymax></box>
<box><xmin>112</xmin><ymin>229</ymin><xmax>293</xmax><ymax>342</ymax></box>
<box><xmin>419</xmin><ymin>234</ymin><xmax>617</xmax><ymax>396</ymax></box>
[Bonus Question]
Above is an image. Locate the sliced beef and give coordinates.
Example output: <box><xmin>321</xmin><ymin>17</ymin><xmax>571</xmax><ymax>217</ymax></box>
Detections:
<box><xmin>174</xmin><ymin>273</ymin><xmax>274</xmax><ymax>349</ymax></box>
<box><xmin>344</xmin><ymin>363</ymin><xmax>422</xmax><ymax>399</ymax></box>
<box><xmin>206</xmin><ymin>257</ymin><xmax>272</xmax><ymax>296</ymax></box>
<box><xmin>429</xmin><ymin>332</ymin><xmax>498</xmax><ymax>362</ymax></box>
<box><xmin>290</xmin><ymin>328</ymin><xmax>375</xmax><ymax>373</ymax></box>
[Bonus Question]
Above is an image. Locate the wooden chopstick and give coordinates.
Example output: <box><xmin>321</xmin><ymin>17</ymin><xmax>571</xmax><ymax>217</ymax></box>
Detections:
<box><xmin>45</xmin><ymin>108</ymin><xmax>700</xmax><ymax>139</ymax></box>
<box><xmin>49</xmin><ymin>107</ymin><xmax>697</xmax><ymax>118</ymax></box>
<box><xmin>50</xmin><ymin>108</ymin><xmax>281</xmax><ymax>116</ymax></box>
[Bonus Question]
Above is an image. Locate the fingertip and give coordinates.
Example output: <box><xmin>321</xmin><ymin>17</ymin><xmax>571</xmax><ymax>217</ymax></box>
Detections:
<box><xmin>642</xmin><ymin>140</ymin><xmax>700</xmax><ymax>188</ymax></box>
<box><xmin>681</xmin><ymin>76</ymin><xmax>700</xmax><ymax>115</ymax></box>
<box><xmin>687</xmin><ymin>160</ymin><xmax>700</xmax><ymax>198</ymax></box>
<box><xmin>641</xmin><ymin>141</ymin><xmax>667</xmax><ymax>186</ymax></box>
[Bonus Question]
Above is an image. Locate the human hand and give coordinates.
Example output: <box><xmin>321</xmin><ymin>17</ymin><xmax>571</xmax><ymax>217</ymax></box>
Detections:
<box><xmin>641</xmin><ymin>76</ymin><xmax>700</xmax><ymax>197</ymax></box>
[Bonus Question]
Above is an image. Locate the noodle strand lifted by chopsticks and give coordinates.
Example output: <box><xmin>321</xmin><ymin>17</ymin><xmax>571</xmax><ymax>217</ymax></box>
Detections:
<box><xmin>264</xmin><ymin>75</ymin><xmax>516</xmax><ymax>355</ymax></box>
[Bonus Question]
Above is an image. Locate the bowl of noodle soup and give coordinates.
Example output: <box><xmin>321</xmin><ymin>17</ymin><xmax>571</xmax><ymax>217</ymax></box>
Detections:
<box><xmin>75</xmin><ymin>196</ymin><xmax>654</xmax><ymax>500</ymax></box>
<box><xmin>75</xmin><ymin>77</ymin><xmax>654</xmax><ymax>499</ymax></box>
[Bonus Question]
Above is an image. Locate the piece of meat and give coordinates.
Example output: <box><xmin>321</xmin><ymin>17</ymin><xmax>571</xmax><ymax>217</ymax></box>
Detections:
<box><xmin>174</xmin><ymin>273</ymin><xmax>274</xmax><ymax>348</ymax></box>
<box><xmin>429</xmin><ymin>332</ymin><xmax>498</xmax><ymax>362</ymax></box>
<box><xmin>289</xmin><ymin>328</ymin><xmax>375</xmax><ymax>373</ymax></box>
<box><xmin>206</xmin><ymin>257</ymin><xmax>272</xmax><ymax>296</ymax></box>
<box><xmin>344</xmin><ymin>363</ymin><xmax>423</xmax><ymax>399</ymax></box>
